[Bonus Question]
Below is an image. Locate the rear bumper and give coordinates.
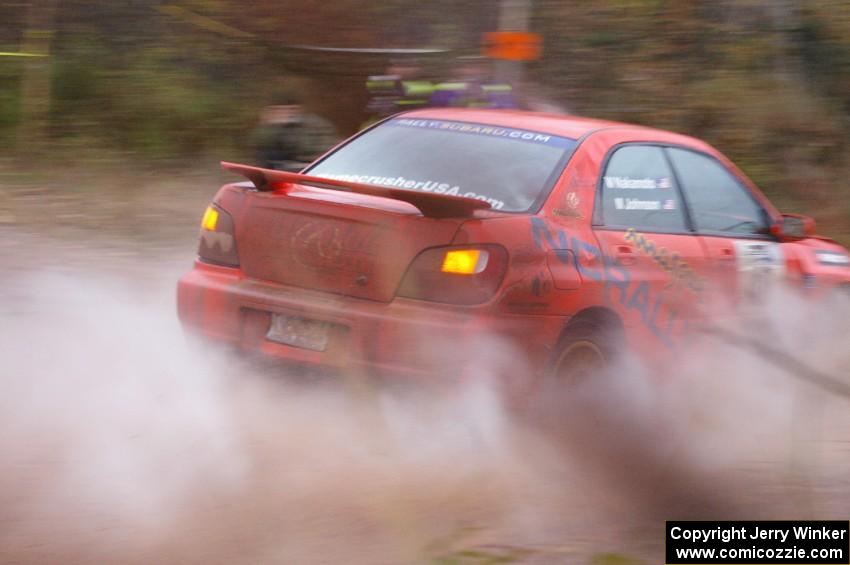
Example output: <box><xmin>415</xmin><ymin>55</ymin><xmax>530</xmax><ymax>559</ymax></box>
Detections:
<box><xmin>177</xmin><ymin>261</ymin><xmax>565</xmax><ymax>379</ymax></box>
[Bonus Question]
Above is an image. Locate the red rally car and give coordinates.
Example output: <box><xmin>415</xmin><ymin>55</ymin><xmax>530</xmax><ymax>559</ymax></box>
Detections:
<box><xmin>177</xmin><ymin>109</ymin><xmax>850</xmax><ymax>384</ymax></box>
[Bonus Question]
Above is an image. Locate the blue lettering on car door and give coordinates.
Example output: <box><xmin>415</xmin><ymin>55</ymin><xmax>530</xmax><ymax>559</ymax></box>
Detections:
<box><xmin>531</xmin><ymin>217</ymin><xmax>678</xmax><ymax>348</ymax></box>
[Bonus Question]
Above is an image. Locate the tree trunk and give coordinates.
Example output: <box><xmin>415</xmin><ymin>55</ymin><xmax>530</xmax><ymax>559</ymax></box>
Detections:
<box><xmin>18</xmin><ymin>0</ymin><xmax>59</xmax><ymax>155</ymax></box>
<box><xmin>768</xmin><ymin>0</ymin><xmax>803</xmax><ymax>82</ymax></box>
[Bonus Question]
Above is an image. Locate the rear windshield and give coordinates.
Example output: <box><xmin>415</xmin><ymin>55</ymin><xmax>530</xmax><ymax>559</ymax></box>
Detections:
<box><xmin>307</xmin><ymin>118</ymin><xmax>577</xmax><ymax>212</ymax></box>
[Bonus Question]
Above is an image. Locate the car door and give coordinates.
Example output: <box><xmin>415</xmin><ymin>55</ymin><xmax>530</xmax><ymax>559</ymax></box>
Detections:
<box><xmin>592</xmin><ymin>144</ymin><xmax>708</xmax><ymax>350</ymax></box>
<box><xmin>665</xmin><ymin>147</ymin><xmax>782</xmax><ymax>312</ymax></box>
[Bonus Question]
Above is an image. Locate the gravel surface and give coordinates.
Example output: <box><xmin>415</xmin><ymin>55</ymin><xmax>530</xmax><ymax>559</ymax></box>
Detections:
<box><xmin>1</xmin><ymin>170</ymin><xmax>849</xmax><ymax>564</ymax></box>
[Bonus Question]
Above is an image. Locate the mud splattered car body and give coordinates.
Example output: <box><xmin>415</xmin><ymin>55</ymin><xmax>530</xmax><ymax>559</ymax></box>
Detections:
<box><xmin>177</xmin><ymin>109</ymin><xmax>850</xmax><ymax>380</ymax></box>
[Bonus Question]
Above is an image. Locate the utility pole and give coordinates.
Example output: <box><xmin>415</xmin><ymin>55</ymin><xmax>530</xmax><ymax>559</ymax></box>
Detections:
<box><xmin>495</xmin><ymin>0</ymin><xmax>532</xmax><ymax>87</ymax></box>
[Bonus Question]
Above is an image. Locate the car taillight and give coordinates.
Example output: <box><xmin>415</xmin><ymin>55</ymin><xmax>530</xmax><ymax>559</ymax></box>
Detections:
<box><xmin>197</xmin><ymin>204</ymin><xmax>239</xmax><ymax>267</ymax></box>
<box><xmin>397</xmin><ymin>245</ymin><xmax>508</xmax><ymax>305</ymax></box>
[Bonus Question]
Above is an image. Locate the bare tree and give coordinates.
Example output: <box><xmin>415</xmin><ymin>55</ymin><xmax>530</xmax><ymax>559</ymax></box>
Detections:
<box><xmin>18</xmin><ymin>0</ymin><xmax>59</xmax><ymax>154</ymax></box>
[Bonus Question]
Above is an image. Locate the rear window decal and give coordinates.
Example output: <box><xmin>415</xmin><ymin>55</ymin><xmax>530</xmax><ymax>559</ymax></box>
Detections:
<box><xmin>309</xmin><ymin>118</ymin><xmax>576</xmax><ymax>213</ymax></box>
<box><xmin>390</xmin><ymin>118</ymin><xmax>573</xmax><ymax>148</ymax></box>
<box><xmin>317</xmin><ymin>172</ymin><xmax>506</xmax><ymax>210</ymax></box>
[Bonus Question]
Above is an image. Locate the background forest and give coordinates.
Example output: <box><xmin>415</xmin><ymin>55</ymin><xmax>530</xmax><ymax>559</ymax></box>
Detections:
<box><xmin>2</xmin><ymin>0</ymin><xmax>849</xmax><ymax>242</ymax></box>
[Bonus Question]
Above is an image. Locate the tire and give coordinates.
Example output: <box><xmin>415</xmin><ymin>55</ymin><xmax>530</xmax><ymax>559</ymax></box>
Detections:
<box><xmin>547</xmin><ymin>321</ymin><xmax>619</xmax><ymax>385</ymax></box>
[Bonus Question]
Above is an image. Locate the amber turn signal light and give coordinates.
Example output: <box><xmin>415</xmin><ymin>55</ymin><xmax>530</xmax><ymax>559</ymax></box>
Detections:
<box><xmin>441</xmin><ymin>249</ymin><xmax>489</xmax><ymax>275</ymax></box>
<box><xmin>198</xmin><ymin>203</ymin><xmax>239</xmax><ymax>267</ymax></box>
<box><xmin>201</xmin><ymin>206</ymin><xmax>219</xmax><ymax>231</ymax></box>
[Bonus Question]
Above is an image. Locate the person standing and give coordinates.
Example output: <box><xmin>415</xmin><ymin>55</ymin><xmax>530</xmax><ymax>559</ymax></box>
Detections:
<box><xmin>252</xmin><ymin>94</ymin><xmax>339</xmax><ymax>172</ymax></box>
<box><xmin>431</xmin><ymin>55</ymin><xmax>517</xmax><ymax>109</ymax></box>
<box><xmin>364</xmin><ymin>58</ymin><xmax>434</xmax><ymax>126</ymax></box>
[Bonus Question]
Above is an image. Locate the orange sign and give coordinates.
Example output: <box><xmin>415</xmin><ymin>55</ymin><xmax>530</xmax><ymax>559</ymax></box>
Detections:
<box><xmin>483</xmin><ymin>31</ymin><xmax>542</xmax><ymax>61</ymax></box>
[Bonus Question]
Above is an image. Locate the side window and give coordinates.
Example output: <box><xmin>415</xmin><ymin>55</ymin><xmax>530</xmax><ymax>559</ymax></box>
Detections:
<box><xmin>667</xmin><ymin>148</ymin><xmax>769</xmax><ymax>236</ymax></box>
<box><xmin>600</xmin><ymin>145</ymin><xmax>688</xmax><ymax>232</ymax></box>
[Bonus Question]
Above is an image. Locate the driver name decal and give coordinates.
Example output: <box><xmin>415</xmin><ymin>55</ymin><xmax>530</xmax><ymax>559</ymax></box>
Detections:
<box><xmin>603</xmin><ymin>176</ymin><xmax>673</xmax><ymax>190</ymax></box>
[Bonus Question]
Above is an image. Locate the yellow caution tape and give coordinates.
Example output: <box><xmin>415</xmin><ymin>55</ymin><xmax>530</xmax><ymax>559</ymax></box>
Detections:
<box><xmin>0</xmin><ymin>52</ymin><xmax>48</xmax><ymax>58</ymax></box>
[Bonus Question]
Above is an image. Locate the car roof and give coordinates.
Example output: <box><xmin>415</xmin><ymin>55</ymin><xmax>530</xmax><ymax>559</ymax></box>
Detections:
<box><xmin>401</xmin><ymin>108</ymin><xmax>705</xmax><ymax>147</ymax></box>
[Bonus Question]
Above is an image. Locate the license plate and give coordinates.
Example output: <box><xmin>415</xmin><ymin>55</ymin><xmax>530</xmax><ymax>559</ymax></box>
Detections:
<box><xmin>266</xmin><ymin>314</ymin><xmax>332</xmax><ymax>352</ymax></box>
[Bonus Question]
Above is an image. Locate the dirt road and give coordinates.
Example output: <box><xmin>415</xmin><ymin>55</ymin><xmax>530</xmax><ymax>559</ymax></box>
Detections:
<box><xmin>1</xmin><ymin>170</ymin><xmax>849</xmax><ymax>564</ymax></box>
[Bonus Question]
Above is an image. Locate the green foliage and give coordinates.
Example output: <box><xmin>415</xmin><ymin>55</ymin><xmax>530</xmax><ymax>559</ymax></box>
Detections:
<box><xmin>0</xmin><ymin>57</ymin><xmax>21</xmax><ymax>144</ymax></box>
<box><xmin>4</xmin><ymin>0</ymin><xmax>850</xmax><ymax>241</ymax></box>
<box><xmin>44</xmin><ymin>51</ymin><xmax>248</xmax><ymax>158</ymax></box>
<box><xmin>532</xmin><ymin>0</ymin><xmax>850</xmax><ymax>242</ymax></box>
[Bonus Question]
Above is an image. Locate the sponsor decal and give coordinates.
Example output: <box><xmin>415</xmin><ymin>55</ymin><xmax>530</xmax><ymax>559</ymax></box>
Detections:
<box><xmin>552</xmin><ymin>207</ymin><xmax>583</xmax><ymax>219</ymax></box>
<box><xmin>553</xmin><ymin>190</ymin><xmax>584</xmax><ymax>219</ymax></box>
<box><xmin>315</xmin><ymin>172</ymin><xmax>505</xmax><ymax>210</ymax></box>
<box><xmin>815</xmin><ymin>249</ymin><xmax>850</xmax><ymax>267</ymax></box>
<box><xmin>530</xmin><ymin>218</ymin><xmax>692</xmax><ymax>348</ymax></box>
<box><xmin>390</xmin><ymin>118</ymin><xmax>574</xmax><ymax>148</ymax></box>
<box><xmin>624</xmin><ymin>228</ymin><xmax>705</xmax><ymax>295</ymax></box>
<box><xmin>734</xmin><ymin>240</ymin><xmax>784</xmax><ymax>303</ymax></box>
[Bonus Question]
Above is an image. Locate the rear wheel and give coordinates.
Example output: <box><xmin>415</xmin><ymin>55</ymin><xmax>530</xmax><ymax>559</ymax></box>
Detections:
<box><xmin>523</xmin><ymin>320</ymin><xmax>622</xmax><ymax>428</ymax></box>
<box><xmin>548</xmin><ymin>321</ymin><xmax>618</xmax><ymax>385</ymax></box>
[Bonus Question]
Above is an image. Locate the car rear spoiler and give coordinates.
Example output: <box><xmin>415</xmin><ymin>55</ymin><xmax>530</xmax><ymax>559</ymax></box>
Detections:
<box><xmin>221</xmin><ymin>162</ymin><xmax>491</xmax><ymax>219</ymax></box>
